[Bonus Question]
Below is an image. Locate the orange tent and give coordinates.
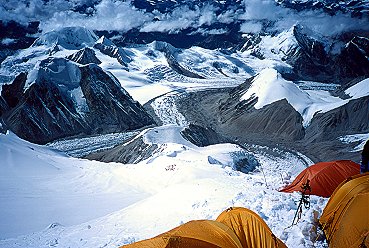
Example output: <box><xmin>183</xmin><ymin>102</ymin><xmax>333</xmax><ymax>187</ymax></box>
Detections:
<box><xmin>120</xmin><ymin>220</ymin><xmax>243</xmax><ymax>248</ymax></box>
<box><xmin>279</xmin><ymin>160</ymin><xmax>360</xmax><ymax>197</ymax></box>
<box><xmin>319</xmin><ymin>173</ymin><xmax>369</xmax><ymax>248</ymax></box>
<box><xmin>216</xmin><ymin>207</ymin><xmax>287</xmax><ymax>248</ymax></box>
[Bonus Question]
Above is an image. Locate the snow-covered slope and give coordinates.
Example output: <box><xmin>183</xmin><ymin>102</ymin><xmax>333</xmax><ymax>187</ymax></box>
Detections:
<box><xmin>0</xmin><ymin>131</ymin><xmax>149</xmax><ymax>239</ymax></box>
<box><xmin>345</xmin><ymin>78</ymin><xmax>369</xmax><ymax>98</ymax></box>
<box><xmin>0</xmin><ymin>126</ymin><xmax>334</xmax><ymax>248</ymax></box>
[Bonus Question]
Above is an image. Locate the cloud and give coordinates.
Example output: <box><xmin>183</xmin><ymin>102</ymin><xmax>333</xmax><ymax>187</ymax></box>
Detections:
<box><xmin>41</xmin><ymin>0</ymin><xmax>151</xmax><ymax>32</ymax></box>
<box><xmin>0</xmin><ymin>0</ymin><xmax>75</xmax><ymax>23</ymax></box>
<box><xmin>217</xmin><ymin>9</ymin><xmax>242</xmax><ymax>24</ymax></box>
<box><xmin>189</xmin><ymin>28</ymin><xmax>228</xmax><ymax>35</ymax></box>
<box><xmin>140</xmin><ymin>4</ymin><xmax>218</xmax><ymax>33</ymax></box>
<box><xmin>1</xmin><ymin>38</ymin><xmax>16</xmax><ymax>45</ymax></box>
<box><xmin>239</xmin><ymin>0</ymin><xmax>369</xmax><ymax>36</ymax></box>
<box><xmin>0</xmin><ymin>0</ymin><xmax>368</xmax><ymax>38</ymax></box>
<box><xmin>240</xmin><ymin>21</ymin><xmax>263</xmax><ymax>34</ymax></box>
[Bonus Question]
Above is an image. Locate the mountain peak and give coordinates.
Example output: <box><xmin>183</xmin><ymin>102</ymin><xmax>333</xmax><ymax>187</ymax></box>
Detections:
<box><xmin>32</xmin><ymin>27</ymin><xmax>98</xmax><ymax>49</ymax></box>
<box><xmin>95</xmin><ymin>36</ymin><xmax>116</xmax><ymax>47</ymax></box>
<box><xmin>67</xmin><ymin>47</ymin><xmax>102</xmax><ymax>65</ymax></box>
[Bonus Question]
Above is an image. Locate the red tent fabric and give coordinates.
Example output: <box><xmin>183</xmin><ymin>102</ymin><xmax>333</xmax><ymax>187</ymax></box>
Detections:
<box><xmin>279</xmin><ymin>160</ymin><xmax>360</xmax><ymax>197</ymax></box>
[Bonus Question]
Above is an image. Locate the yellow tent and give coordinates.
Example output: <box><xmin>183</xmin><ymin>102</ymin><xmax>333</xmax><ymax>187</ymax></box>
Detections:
<box><xmin>319</xmin><ymin>173</ymin><xmax>369</xmax><ymax>248</ymax></box>
<box><xmin>216</xmin><ymin>207</ymin><xmax>287</xmax><ymax>248</ymax></box>
<box><xmin>121</xmin><ymin>207</ymin><xmax>288</xmax><ymax>248</ymax></box>
<box><xmin>120</xmin><ymin>220</ymin><xmax>243</xmax><ymax>248</ymax></box>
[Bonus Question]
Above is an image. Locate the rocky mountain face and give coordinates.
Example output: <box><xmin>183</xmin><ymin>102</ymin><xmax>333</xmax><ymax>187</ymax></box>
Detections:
<box><xmin>246</xmin><ymin>25</ymin><xmax>369</xmax><ymax>84</ymax></box>
<box><xmin>0</xmin><ymin>57</ymin><xmax>155</xmax><ymax>144</ymax></box>
<box><xmin>305</xmin><ymin>96</ymin><xmax>369</xmax><ymax>142</ymax></box>
<box><xmin>86</xmin><ymin>135</ymin><xmax>160</xmax><ymax>164</ymax></box>
<box><xmin>175</xmin><ymin>76</ymin><xmax>369</xmax><ymax>162</ymax></box>
<box><xmin>335</xmin><ymin>36</ymin><xmax>369</xmax><ymax>84</ymax></box>
<box><xmin>67</xmin><ymin>47</ymin><xmax>102</xmax><ymax>65</ymax></box>
<box><xmin>94</xmin><ymin>36</ymin><xmax>131</xmax><ymax>67</ymax></box>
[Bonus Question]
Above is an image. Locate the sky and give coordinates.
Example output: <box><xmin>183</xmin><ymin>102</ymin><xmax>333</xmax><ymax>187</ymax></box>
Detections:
<box><xmin>0</xmin><ymin>0</ymin><xmax>368</xmax><ymax>37</ymax></box>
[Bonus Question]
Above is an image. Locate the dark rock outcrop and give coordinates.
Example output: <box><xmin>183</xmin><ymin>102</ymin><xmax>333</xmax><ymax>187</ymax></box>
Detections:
<box><xmin>67</xmin><ymin>47</ymin><xmax>101</xmax><ymax>65</ymax></box>
<box><xmin>93</xmin><ymin>36</ymin><xmax>131</xmax><ymax>67</ymax></box>
<box><xmin>4</xmin><ymin>78</ymin><xmax>89</xmax><ymax>144</ymax></box>
<box><xmin>1</xmin><ymin>72</ymin><xmax>27</xmax><ymax>109</ymax></box>
<box><xmin>153</xmin><ymin>41</ymin><xmax>205</xmax><ymax>79</ymax></box>
<box><xmin>0</xmin><ymin>57</ymin><xmax>155</xmax><ymax>144</ymax></box>
<box><xmin>180</xmin><ymin>123</ymin><xmax>228</xmax><ymax>147</ymax></box>
<box><xmin>285</xmin><ymin>32</ymin><xmax>369</xmax><ymax>83</ymax></box>
<box><xmin>287</xmin><ymin>25</ymin><xmax>331</xmax><ymax>81</ymax></box>
<box><xmin>305</xmin><ymin>96</ymin><xmax>369</xmax><ymax>142</ymax></box>
<box><xmin>334</xmin><ymin>36</ymin><xmax>369</xmax><ymax>84</ymax></box>
<box><xmin>86</xmin><ymin>135</ymin><xmax>159</xmax><ymax>164</ymax></box>
<box><xmin>0</xmin><ymin>95</ymin><xmax>8</xmax><ymax>117</ymax></box>
<box><xmin>80</xmin><ymin>64</ymin><xmax>155</xmax><ymax>133</ymax></box>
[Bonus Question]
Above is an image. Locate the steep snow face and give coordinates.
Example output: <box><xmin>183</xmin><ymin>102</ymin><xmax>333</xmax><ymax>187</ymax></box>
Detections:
<box><xmin>24</xmin><ymin>57</ymin><xmax>89</xmax><ymax>115</ymax></box>
<box><xmin>32</xmin><ymin>27</ymin><xmax>98</xmax><ymax>49</ymax></box>
<box><xmin>247</xmin><ymin>26</ymin><xmax>299</xmax><ymax>61</ymax></box>
<box><xmin>95</xmin><ymin>36</ymin><xmax>116</xmax><ymax>47</ymax></box>
<box><xmin>345</xmin><ymin>78</ymin><xmax>369</xmax><ymax>98</ymax></box>
<box><xmin>240</xmin><ymin>68</ymin><xmax>347</xmax><ymax>127</ymax></box>
<box><xmin>36</xmin><ymin>58</ymin><xmax>82</xmax><ymax>90</ymax></box>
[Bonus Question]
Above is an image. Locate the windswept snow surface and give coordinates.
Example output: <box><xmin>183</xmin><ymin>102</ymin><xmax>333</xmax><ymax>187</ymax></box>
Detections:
<box><xmin>0</xmin><ymin>127</ymin><xmax>329</xmax><ymax>248</ymax></box>
<box><xmin>240</xmin><ymin>68</ymin><xmax>369</xmax><ymax>127</ymax></box>
<box><xmin>0</xmin><ymin>132</ymin><xmax>149</xmax><ymax>239</ymax></box>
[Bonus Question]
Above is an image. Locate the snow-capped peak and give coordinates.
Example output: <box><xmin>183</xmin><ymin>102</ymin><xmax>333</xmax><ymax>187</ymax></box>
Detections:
<box><xmin>32</xmin><ymin>27</ymin><xmax>98</xmax><ymax>49</ymax></box>
<box><xmin>240</xmin><ymin>68</ymin><xmax>347</xmax><ymax>127</ymax></box>
<box><xmin>95</xmin><ymin>35</ymin><xmax>116</xmax><ymax>47</ymax></box>
<box><xmin>240</xmin><ymin>68</ymin><xmax>306</xmax><ymax>109</ymax></box>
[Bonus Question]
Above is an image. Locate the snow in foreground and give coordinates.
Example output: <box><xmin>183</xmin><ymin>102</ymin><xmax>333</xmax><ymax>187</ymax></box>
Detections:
<box><xmin>0</xmin><ymin>127</ymin><xmax>330</xmax><ymax>248</ymax></box>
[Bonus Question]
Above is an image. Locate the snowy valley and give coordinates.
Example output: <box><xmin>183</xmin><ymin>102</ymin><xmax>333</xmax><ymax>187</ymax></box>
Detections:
<box><xmin>0</xmin><ymin>0</ymin><xmax>369</xmax><ymax>247</ymax></box>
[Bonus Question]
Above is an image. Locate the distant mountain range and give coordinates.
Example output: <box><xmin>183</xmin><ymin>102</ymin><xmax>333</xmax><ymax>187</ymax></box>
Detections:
<box><xmin>0</xmin><ymin>0</ymin><xmax>368</xmax><ymax>162</ymax></box>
